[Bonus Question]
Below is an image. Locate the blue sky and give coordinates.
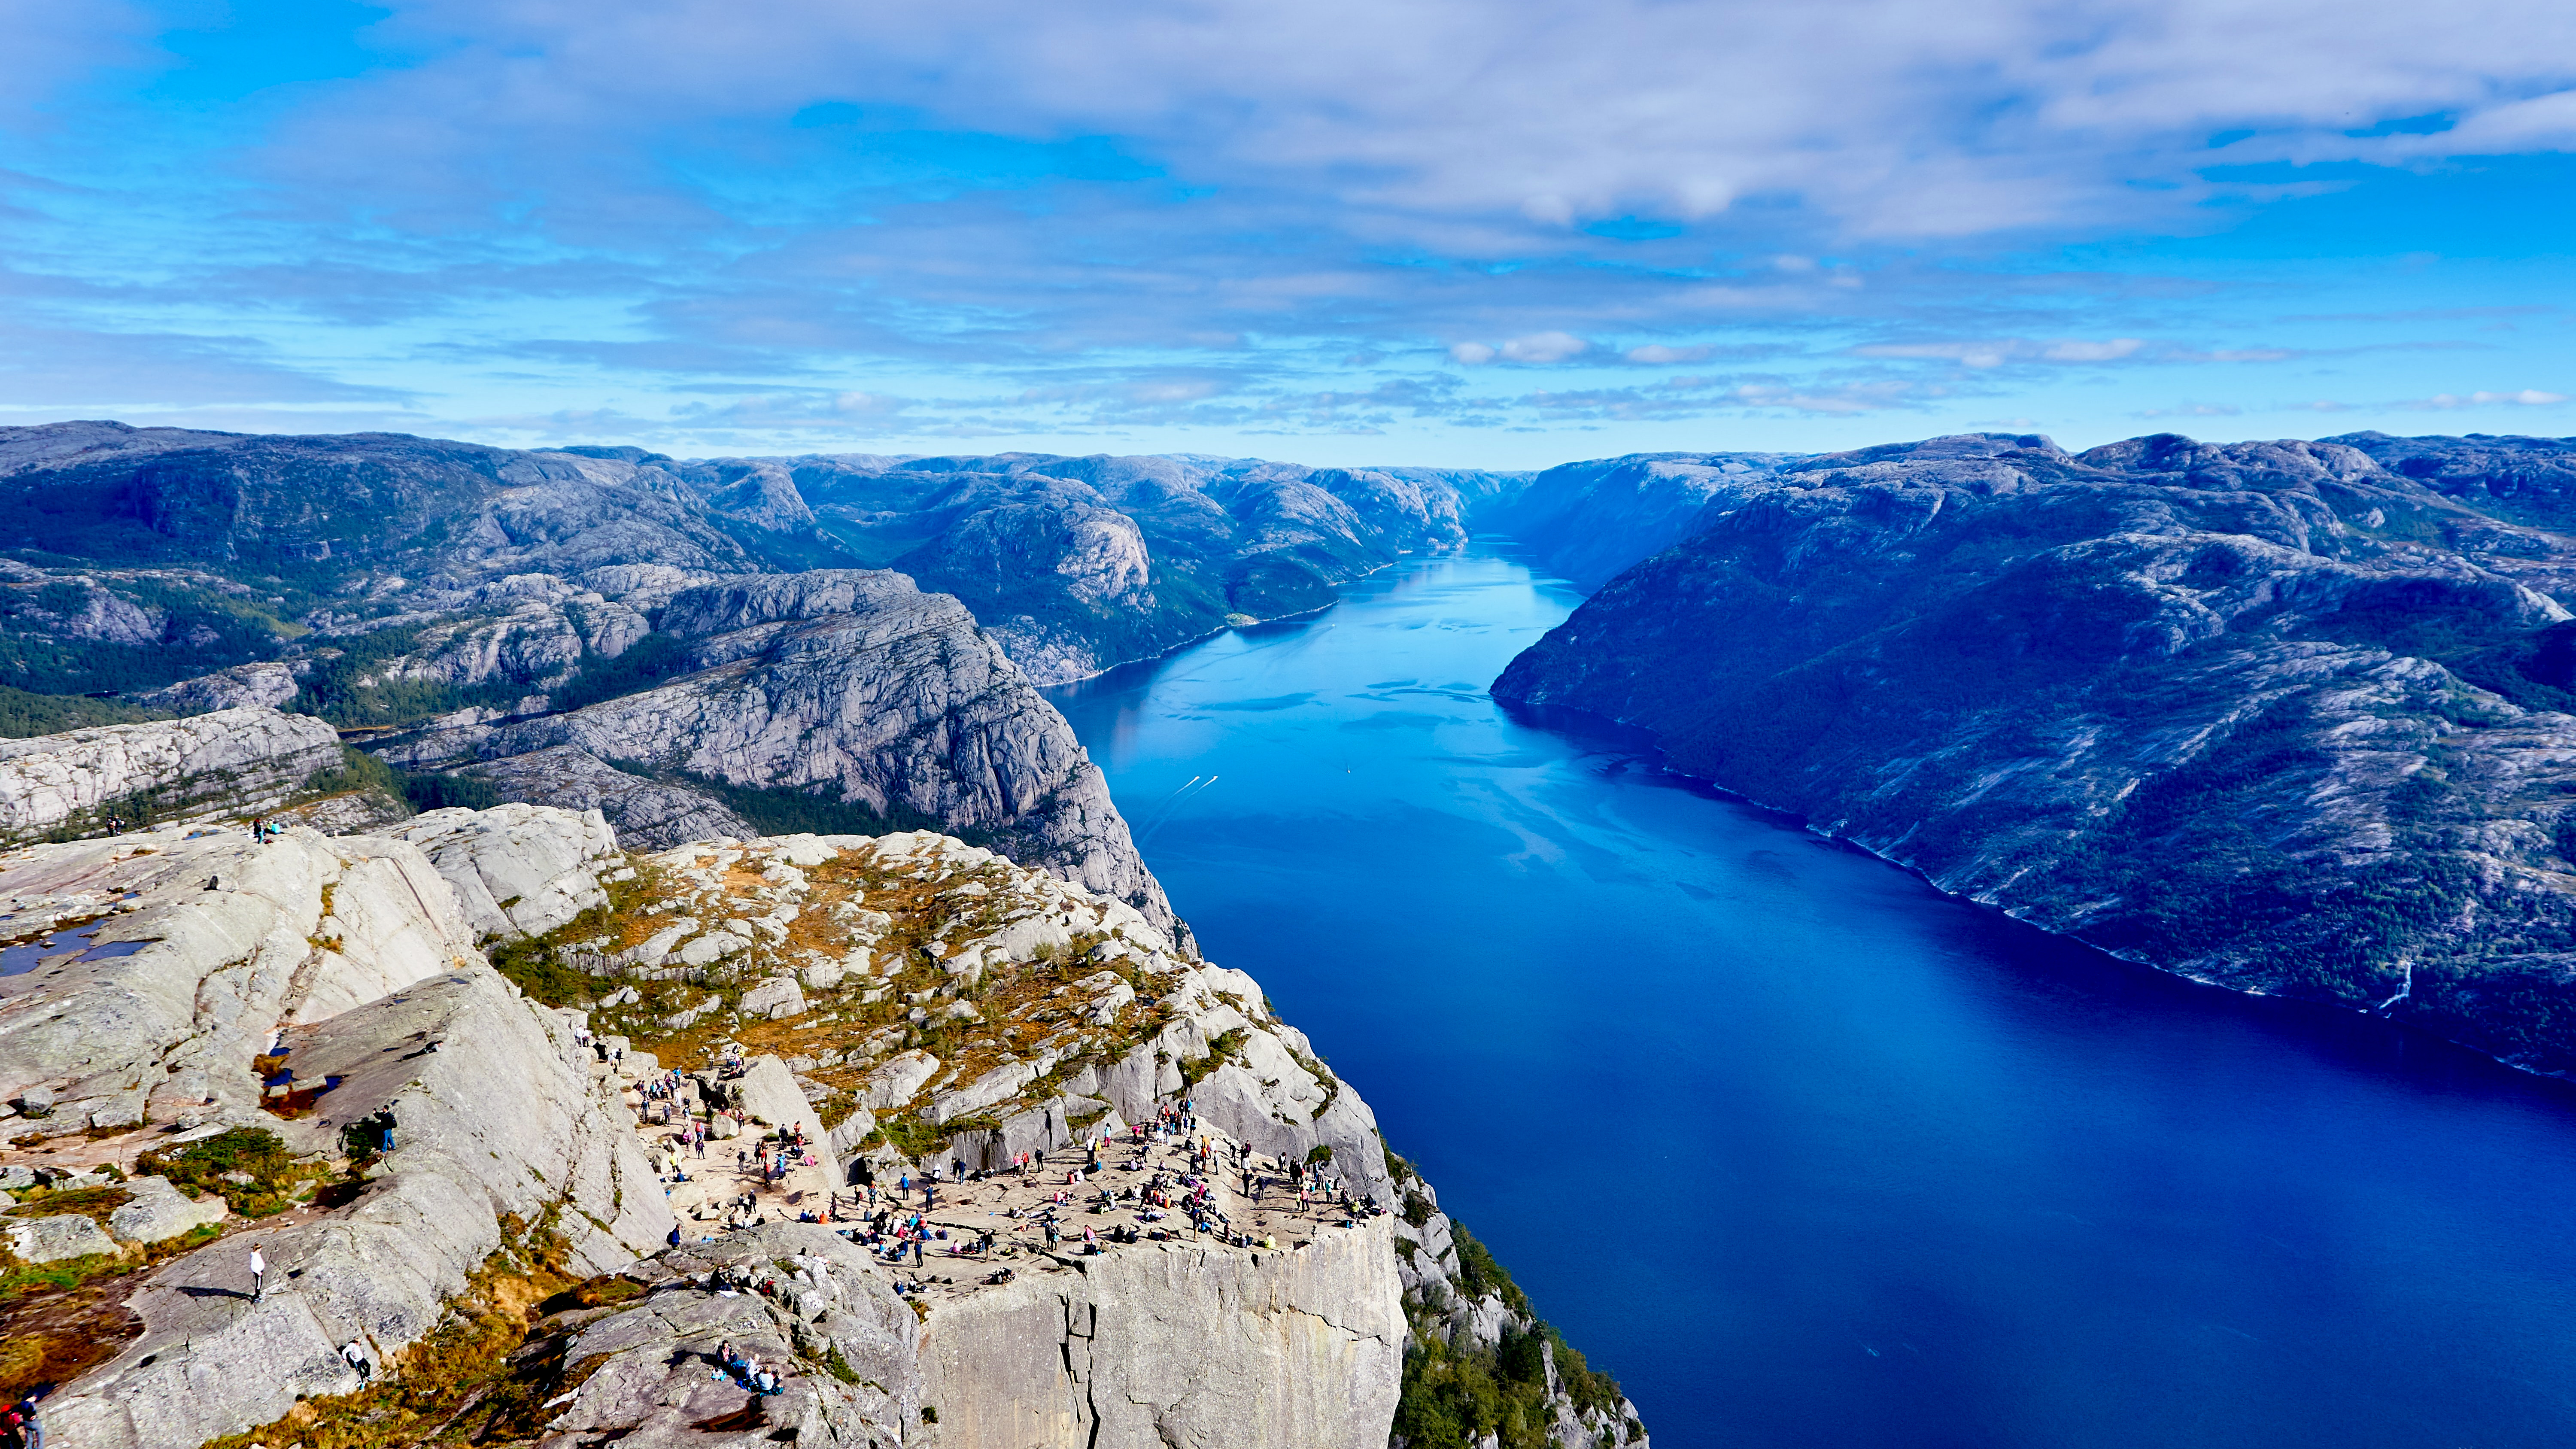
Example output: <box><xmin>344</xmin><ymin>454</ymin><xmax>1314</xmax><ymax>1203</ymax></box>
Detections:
<box><xmin>0</xmin><ymin>0</ymin><xmax>2571</xmax><ymax>468</ymax></box>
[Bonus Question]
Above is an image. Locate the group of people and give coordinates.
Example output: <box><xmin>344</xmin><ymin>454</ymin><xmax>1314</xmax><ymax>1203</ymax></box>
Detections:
<box><xmin>710</xmin><ymin>1340</ymin><xmax>785</xmax><ymax>1396</ymax></box>
<box><xmin>0</xmin><ymin>1394</ymin><xmax>42</xmax><ymax>1449</ymax></box>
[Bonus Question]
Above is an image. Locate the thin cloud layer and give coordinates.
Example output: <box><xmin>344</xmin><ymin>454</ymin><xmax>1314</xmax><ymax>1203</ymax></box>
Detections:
<box><xmin>0</xmin><ymin>0</ymin><xmax>2567</xmax><ymax>457</ymax></box>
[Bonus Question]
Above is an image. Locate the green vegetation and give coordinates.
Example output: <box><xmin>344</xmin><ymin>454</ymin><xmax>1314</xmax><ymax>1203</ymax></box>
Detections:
<box><xmin>401</xmin><ymin>768</ymin><xmax>501</xmax><ymax>812</ymax></box>
<box><xmin>547</xmin><ymin>631</ymin><xmax>694</xmax><ymax>713</ymax></box>
<box><xmin>1177</xmin><ymin>1028</ymin><xmax>1246</xmax><ymax>1089</ymax></box>
<box><xmin>607</xmin><ymin>759</ymin><xmax>972</xmax><ymax>842</ymax></box>
<box><xmin>0</xmin><ymin>683</ymin><xmax>169</xmax><ymax>737</ymax></box>
<box><xmin>1392</xmin><ymin>1221</ymin><xmax>1625</xmax><ymax>1449</ymax></box>
<box><xmin>135</xmin><ymin>1126</ymin><xmax>324</xmax><ymax>1218</ymax></box>
<box><xmin>203</xmin><ymin>1212</ymin><xmax>594</xmax><ymax>1449</ymax></box>
<box><xmin>298</xmin><ymin>745</ymin><xmax>404</xmax><ymax>800</ymax></box>
<box><xmin>2</xmin><ymin>1185</ymin><xmax>133</xmax><ymax>1226</ymax></box>
<box><xmin>289</xmin><ymin>623</ymin><xmax>520</xmax><ymax>727</ymax></box>
<box><xmin>486</xmin><ymin>930</ymin><xmax>597</xmax><ymax>1007</ymax></box>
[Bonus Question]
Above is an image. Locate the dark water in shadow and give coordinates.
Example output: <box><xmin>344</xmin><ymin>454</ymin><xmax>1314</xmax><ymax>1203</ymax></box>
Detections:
<box><xmin>1047</xmin><ymin>546</ymin><xmax>2576</xmax><ymax>1449</ymax></box>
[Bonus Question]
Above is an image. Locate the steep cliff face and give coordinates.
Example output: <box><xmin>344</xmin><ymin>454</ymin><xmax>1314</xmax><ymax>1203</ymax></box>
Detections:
<box><xmin>0</xmin><ymin>705</ymin><xmax>346</xmax><ymax>841</ymax></box>
<box><xmin>1496</xmin><ymin>431</ymin><xmax>2576</xmax><ymax>1071</ymax></box>
<box><xmin>380</xmin><ymin>570</ymin><xmax>1180</xmax><ymax>942</ymax></box>
<box><xmin>475</xmin><ymin>827</ymin><xmax>1641</xmax><ymax>1448</ymax></box>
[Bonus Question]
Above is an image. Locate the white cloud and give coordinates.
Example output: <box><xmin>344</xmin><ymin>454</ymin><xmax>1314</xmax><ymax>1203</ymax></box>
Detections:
<box><xmin>2419</xmin><ymin>388</ymin><xmax>2569</xmax><ymax>408</ymax></box>
<box><xmin>252</xmin><ymin>0</ymin><xmax>2576</xmax><ymax>249</ymax></box>
<box><xmin>1626</xmin><ymin>344</ymin><xmax>1713</xmax><ymax>364</ymax></box>
<box><xmin>1452</xmin><ymin>333</ymin><xmax>1589</xmax><ymax>365</ymax></box>
<box><xmin>1498</xmin><ymin>331</ymin><xmax>1589</xmax><ymax>364</ymax></box>
<box><xmin>2041</xmin><ymin>338</ymin><xmax>2144</xmax><ymax>362</ymax></box>
<box><xmin>1854</xmin><ymin>337</ymin><xmax>2178</xmax><ymax>368</ymax></box>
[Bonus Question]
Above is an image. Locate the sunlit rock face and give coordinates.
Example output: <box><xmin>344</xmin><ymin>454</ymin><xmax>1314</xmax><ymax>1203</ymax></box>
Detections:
<box><xmin>1497</xmin><ymin>431</ymin><xmax>2576</xmax><ymax>1071</ymax></box>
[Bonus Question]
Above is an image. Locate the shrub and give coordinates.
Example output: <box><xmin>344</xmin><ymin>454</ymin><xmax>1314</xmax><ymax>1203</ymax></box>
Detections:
<box><xmin>136</xmin><ymin>1126</ymin><xmax>313</xmax><ymax>1217</ymax></box>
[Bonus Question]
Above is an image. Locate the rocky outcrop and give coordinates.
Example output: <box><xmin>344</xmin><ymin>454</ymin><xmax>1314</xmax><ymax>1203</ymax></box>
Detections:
<box><xmin>545</xmin><ymin>828</ymin><xmax>1640</xmax><ymax>1448</ymax></box>
<box><xmin>466</xmin><ymin>745</ymin><xmax>759</xmax><ymax>849</ymax></box>
<box><xmin>514</xmin><ymin>1221</ymin><xmax>919</xmax><ymax>1447</ymax></box>
<box><xmin>917</xmin><ymin>1216</ymin><xmax>1404</xmax><ymax>1449</ymax></box>
<box><xmin>1495</xmin><ymin>431</ymin><xmax>2576</xmax><ymax>1072</ymax></box>
<box><xmin>0</xmin><ymin>809</ymin><xmax>668</xmax><ymax>1448</ymax></box>
<box><xmin>0</xmin><ymin>705</ymin><xmax>342</xmax><ymax>841</ymax></box>
<box><xmin>0</xmin><ymin>794</ymin><xmax>1640</xmax><ymax>1447</ymax></box>
<box><xmin>385</xmin><ymin>801</ymin><xmax>625</xmax><ymax>938</ymax></box>
<box><xmin>386</xmin><ymin>572</ymin><xmax>1180</xmax><ymax>941</ymax></box>
<box><xmin>130</xmin><ymin>660</ymin><xmax>300</xmax><ymax>714</ymax></box>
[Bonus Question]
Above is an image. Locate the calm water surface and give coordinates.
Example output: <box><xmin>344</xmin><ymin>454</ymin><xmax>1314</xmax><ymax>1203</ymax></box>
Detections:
<box><xmin>1046</xmin><ymin>546</ymin><xmax>2576</xmax><ymax>1449</ymax></box>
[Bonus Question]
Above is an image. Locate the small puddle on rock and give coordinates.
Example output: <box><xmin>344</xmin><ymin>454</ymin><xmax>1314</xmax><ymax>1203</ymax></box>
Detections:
<box><xmin>0</xmin><ymin>919</ymin><xmax>153</xmax><ymax>978</ymax></box>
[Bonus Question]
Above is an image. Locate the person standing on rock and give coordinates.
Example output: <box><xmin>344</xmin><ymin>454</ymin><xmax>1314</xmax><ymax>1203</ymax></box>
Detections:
<box><xmin>248</xmin><ymin>1245</ymin><xmax>266</xmax><ymax>1301</ymax></box>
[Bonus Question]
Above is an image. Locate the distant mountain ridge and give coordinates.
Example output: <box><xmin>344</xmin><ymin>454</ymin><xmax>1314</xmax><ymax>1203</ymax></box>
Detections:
<box><xmin>1494</xmin><ymin>429</ymin><xmax>2576</xmax><ymax>1072</ymax></box>
<box><xmin>0</xmin><ymin>420</ymin><xmax>1522</xmax><ymax>941</ymax></box>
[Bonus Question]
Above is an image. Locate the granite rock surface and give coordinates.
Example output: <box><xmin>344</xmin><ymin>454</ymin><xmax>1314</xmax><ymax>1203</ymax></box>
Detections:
<box><xmin>1497</xmin><ymin>430</ymin><xmax>2576</xmax><ymax>1070</ymax></box>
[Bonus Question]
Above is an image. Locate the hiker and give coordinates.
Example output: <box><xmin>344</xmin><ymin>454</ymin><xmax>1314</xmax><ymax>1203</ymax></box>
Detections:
<box><xmin>249</xmin><ymin>1245</ymin><xmax>266</xmax><ymax>1301</ymax></box>
<box><xmin>342</xmin><ymin>1339</ymin><xmax>374</xmax><ymax>1382</ymax></box>
<box><xmin>374</xmin><ymin>1108</ymin><xmax>397</xmax><ymax>1153</ymax></box>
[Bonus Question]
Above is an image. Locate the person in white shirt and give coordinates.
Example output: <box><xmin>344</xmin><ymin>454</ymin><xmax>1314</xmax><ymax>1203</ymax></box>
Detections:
<box><xmin>248</xmin><ymin>1246</ymin><xmax>266</xmax><ymax>1301</ymax></box>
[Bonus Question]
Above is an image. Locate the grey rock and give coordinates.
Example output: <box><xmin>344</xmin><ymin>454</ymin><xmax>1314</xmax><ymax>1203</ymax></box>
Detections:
<box><xmin>739</xmin><ymin>975</ymin><xmax>807</xmax><ymax>1020</ymax></box>
<box><xmin>929</xmin><ymin>1058</ymin><xmax>1039</xmax><ymax>1124</ymax></box>
<box><xmin>130</xmin><ymin>661</ymin><xmax>301</xmax><ymax>714</ymax></box>
<box><xmin>733</xmin><ymin>1054</ymin><xmax>820</xmax><ymax>1136</ymax></box>
<box><xmin>5</xmin><ymin>1212</ymin><xmax>119</xmax><ymax>1264</ymax></box>
<box><xmin>465</xmin><ymin>746</ymin><xmax>756</xmax><ymax>851</ymax></box>
<box><xmin>7</xmin><ymin>815</ymin><xmax>669</xmax><ymax>1449</ymax></box>
<box><xmin>0</xmin><ymin>706</ymin><xmax>342</xmax><ymax>841</ymax></box>
<box><xmin>1495</xmin><ymin>429</ymin><xmax>2576</xmax><ymax>1070</ymax></box>
<box><xmin>856</xmin><ymin>1048</ymin><xmax>939</xmax><ymax>1109</ymax></box>
<box><xmin>384</xmin><ymin>801</ymin><xmax>620</xmax><ymax>938</ymax></box>
<box><xmin>105</xmin><ymin>1176</ymin><xmax>228</xmax><ymax>1244</ymax></box>
<box><xmin>387</xmin><ymin>571</ymin><xmax>1182</xmax><ymax>941</ymax></box>
<box><xmin>917</xmin><ymin>1215</ymin><xmax>1405</xmax><ymax>1449</ymax></box>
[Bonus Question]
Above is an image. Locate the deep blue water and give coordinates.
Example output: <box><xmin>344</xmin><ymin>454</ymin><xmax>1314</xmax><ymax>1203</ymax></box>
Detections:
<box><xmin>1047</xmin><ymin>546</ymin><xmax>2576</xmax><ymax>1449</ymax></box>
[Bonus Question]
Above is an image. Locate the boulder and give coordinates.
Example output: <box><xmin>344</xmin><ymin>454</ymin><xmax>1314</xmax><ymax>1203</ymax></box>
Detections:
<box><xmin>385</xmin><ymin>802</ymin><xmax>621</xmax><ymax>938</ymax></box>
<box><xmin>6</xmin><ymin>1212</ymin><xmax>120</xmax><ymax>1264</ymax></box>
<box><xmin>856</xmin><ymin>1049</ymin><xmax>939</xmax><ymax>1109</ymax></box>
<box><xmin>739</xmin><ymin>975</ymin><xmax>806</xmax><ymax>1021</ymax></box>
<box><xmin>105</xmin><ymin>1177</ymin><xmax>228</xmax><ymax>1245</ymax></box>
<box><xmin>734</xmin><ymin>1054</ymin><xmax>818</xmax><ymax>1136</ymax></box>
<box><xmin>929</xmin><ymin>1058</ymin><xmax>1038</xmax><ymax>1124</ymax></box>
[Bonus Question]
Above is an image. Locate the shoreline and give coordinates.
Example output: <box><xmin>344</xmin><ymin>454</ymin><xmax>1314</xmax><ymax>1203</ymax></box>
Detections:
<box><xmin>1491</xmin><ymin>693</ymin><xmax>2576</xmax><ymax>1096</ymax></box>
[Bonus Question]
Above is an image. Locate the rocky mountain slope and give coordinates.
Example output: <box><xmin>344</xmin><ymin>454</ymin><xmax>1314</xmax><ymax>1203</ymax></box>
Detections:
<box><xmin>1475</xmin><ymin>450</ymin><xmax>1788</xmax><ymax>589</ymax></box>
<box><xmin>766</xmin><ymin>452</ymin><xmax>1524</xmax><ymax>683</ymax></box>
<box><xmin>1495</xmin><ymin>431</ymin><xmax>2576</xmax><ymax>1072</ymax></box>
<box><xmin>0</xmin><ymin>423</ymin><xmax>1522</xmax><ymax>933</ymax></box>
<box><xmin>0</xmin><ymin>796</ymin><xmax>1645</xmax><ymax>1448</ymax></box>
